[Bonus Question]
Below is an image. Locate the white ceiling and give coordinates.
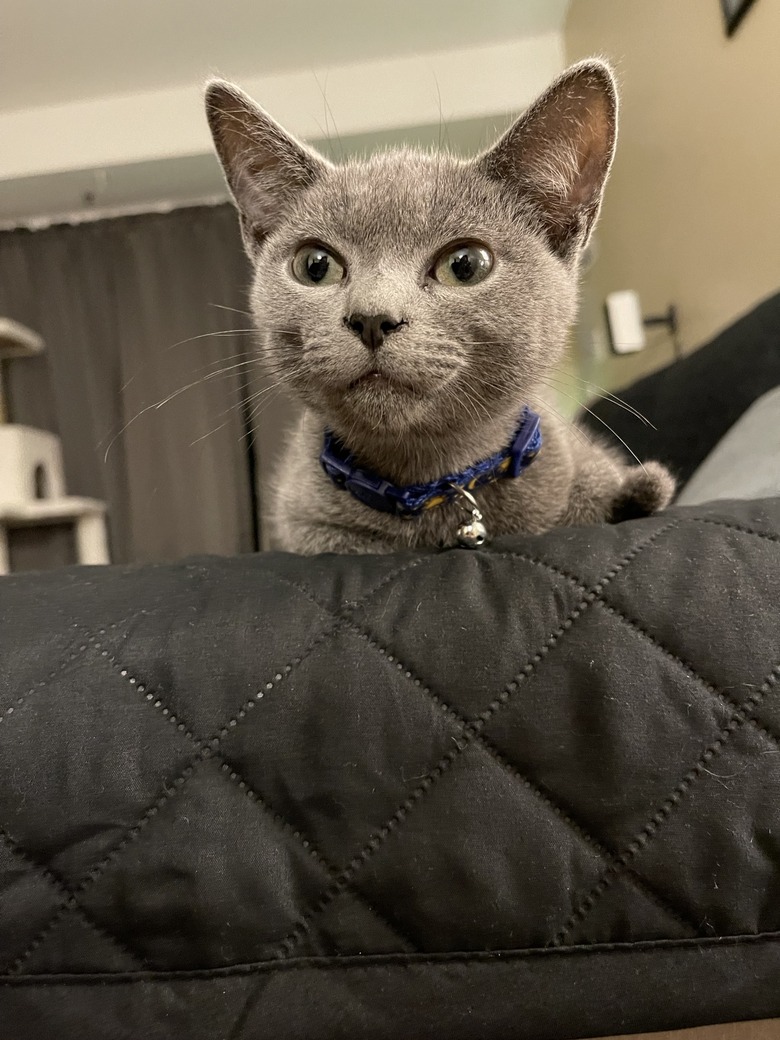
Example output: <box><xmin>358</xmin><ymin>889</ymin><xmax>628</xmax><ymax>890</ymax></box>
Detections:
<box><xmin>0</xmin><ymin>114</ymin><xmax>521</xmax><ymax>226</ymax></box>
<box><xmin>1</xmin><ymin>0</ymin><xmax>570</xmax><ymax>111</ymax></box>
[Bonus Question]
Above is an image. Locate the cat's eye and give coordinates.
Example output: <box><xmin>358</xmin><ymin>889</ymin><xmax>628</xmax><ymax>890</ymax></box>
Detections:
<box><xmin>292</xmin><ymin>245</ymin><xmax>345</xmax><ymax>286</ymax></box>
<box><xmin>432</xmin><ymin>243</ymin><xmax>493</xmax><ymax>286</ymax></box>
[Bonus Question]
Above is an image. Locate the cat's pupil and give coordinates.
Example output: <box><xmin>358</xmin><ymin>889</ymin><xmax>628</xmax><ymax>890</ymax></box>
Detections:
<box><xmin>306</xmin><ymin>251</ymin><xmax>330</xmax><ymax>282</ymax></box>
<box><xmin>451</xmin><ymin>248</ymin><xmax>478</xmax><ymax>282</ymax></box>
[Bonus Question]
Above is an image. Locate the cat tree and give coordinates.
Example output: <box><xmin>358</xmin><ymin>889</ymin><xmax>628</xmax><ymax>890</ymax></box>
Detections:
<box><xmin>0</xmin><ymin>318</ymin><xmax>110</xmax><ymax>573</ymax></box>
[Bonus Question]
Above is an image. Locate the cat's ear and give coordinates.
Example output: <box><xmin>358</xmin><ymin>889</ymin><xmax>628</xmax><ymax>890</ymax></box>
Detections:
<box><xmin>477</xmin><ymin>59</ymin><xmax>617</xmax><ymax>259</ymax></box>
<box><xmin>205</xmin><ymin>80</ymin><xmax>331</xmax><ymax>252</ymax></box>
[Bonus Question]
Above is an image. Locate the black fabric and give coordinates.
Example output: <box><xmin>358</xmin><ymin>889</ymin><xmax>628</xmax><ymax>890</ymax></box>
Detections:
<box><xmin>581</xmin><ymin>291</ymin><xmax>780</xmax><ymax>484</ymax></box>
<box><xmin>0</xmin><ymin>498</ymin><xmax>779</xmax><ymax>1039</ymax></box>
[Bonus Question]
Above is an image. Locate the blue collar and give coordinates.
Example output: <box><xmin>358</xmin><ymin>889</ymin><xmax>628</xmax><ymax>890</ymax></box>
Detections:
<box><xmin>320</xmin><ymin>408</ymin><xmax>542</xmax><ymax>517</ymax></box>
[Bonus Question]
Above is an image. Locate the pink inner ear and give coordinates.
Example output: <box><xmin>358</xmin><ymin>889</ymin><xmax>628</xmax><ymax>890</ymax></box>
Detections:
<box><xmin>479</xmin><ymin>64</ymin><xmax>617</xmax><ymax>254</ymax></box>
<box><xmin>533</xmin><ymin>78</ymin><xmax>615</xmax><ymax>195</ymax></box>
<box><xmin>568</xmin><ymin>109</ymin><xmax>614</xmax><ymax>206</ymax></box>
<box><xmin>206</xmin><ymin>82</ymin><xmax>329</xmax><ymax>250</ymax></box>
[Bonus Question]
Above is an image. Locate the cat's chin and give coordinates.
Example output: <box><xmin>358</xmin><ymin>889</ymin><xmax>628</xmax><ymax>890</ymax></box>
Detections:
<box><xmin>317</xmin><ymin>378</ymin><xmax>435</xmax><ymax>439</ymax></box>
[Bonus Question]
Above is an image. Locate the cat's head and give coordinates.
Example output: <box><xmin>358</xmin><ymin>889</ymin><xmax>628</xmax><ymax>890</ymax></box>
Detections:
<box><xmin>205</xmin><ymin>61</ymin><xmax>617</xmax><ymax>449</ymax></box>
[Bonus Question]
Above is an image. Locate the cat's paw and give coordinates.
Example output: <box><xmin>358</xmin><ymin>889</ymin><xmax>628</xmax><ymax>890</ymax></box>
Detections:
<box><xmin>609</xmin><ymin>461</ymin><xmax>676</xmax><ymax>523</ymax></box>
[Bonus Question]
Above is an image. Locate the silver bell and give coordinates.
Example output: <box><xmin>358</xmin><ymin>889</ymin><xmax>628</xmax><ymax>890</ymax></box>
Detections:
<box><xmin>450</xmin><ymin>485</ymin><xmax>489</xmax><ymax>549</ymax></box>
<box><xmin>457</xmin><ymin>518</ymin><xmax>488</xmax><ymax>548</ymax></box>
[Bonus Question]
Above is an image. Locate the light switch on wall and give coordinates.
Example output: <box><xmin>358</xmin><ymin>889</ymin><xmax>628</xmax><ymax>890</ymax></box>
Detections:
<box><xmin>605</xmin><ymin>290</ymin><xmax>647</xmax><ymax>353</ymax></box>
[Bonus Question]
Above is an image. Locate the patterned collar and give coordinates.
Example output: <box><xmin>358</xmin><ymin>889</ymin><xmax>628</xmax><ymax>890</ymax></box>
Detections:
<box><xmin>319</xmin><ymin>407</ymin><xmax>542</xmax><ymax>518</ymax></box>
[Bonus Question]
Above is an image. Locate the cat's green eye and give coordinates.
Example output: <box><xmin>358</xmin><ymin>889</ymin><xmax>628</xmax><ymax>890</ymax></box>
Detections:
<box><xmin>292</xmin><ymin>245</ymin><xmax>345</xmax><ymax>286</ymax></box>
<box><xmin>432</xmin><ymin>243</ymin><xmax>493</xmax><ymax>287</ymax></box>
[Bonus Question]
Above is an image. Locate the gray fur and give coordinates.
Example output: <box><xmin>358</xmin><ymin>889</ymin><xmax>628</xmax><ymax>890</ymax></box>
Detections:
<box><xmin>205</xmin><ymin>61</ymin><xmax>675</xmax><ymax>554</ymax></box>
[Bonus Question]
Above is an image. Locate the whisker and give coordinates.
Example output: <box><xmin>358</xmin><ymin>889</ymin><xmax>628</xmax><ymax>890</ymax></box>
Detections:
<box><xmin>195</xmin><ymin>357</ymin><xmax>261</xmax><ymax>377</ymax></box>
<box><xmin>244</xmin><ymin>379</ymin><xmax>286</xmax><ymax>407</ymax></box>
<box><xmin>314</xmin><ymin>69</ymin><xmax>346</xmax><ymax>164</ymax></box>
<box><xmin>189</xmin><ymin>418</ymin><xmax>233</xmax><ymax>447</ymax></box>
<box><xmin>161</xmin><ymin>327</ymin><xmax>258</xmax><ymax>350</ymax></box>
<box><xmin>544</xmin><ymin>383</ymin><xmax>647</xmax><ymax>472</ymax></box>
<box><xmin>104</xmin><ymin>367</ymin><xmax>278</xmax><ymax>462</ymax></box>
<box><xmin>454</xmin><ymin>374</ymin><xmax>493</xmax><ymax>425</ymax></box>
<box><xmin>545</xmin><ymin>372</ymin><xmax>655</xmax><ymax>428</ymax></box>
<box><xmin>208</xmin><ymin>302</ymin><xmax>253</xmax><ymax>319</ymax></box>
<box><xmin>163</xmin><ymin>371</ymin><xmax>286</xmax><ymax>451</ymax></box>
<box><xmin>524</xmin><ymin>392</ymin><xmax>599</xmax><ymax>456</ymax></box>
<box><xmin>244</xmin><ymin>389</ymin><xmax>285</xmax><ymax>439</ymax></box>
<box><xmin>421</xmin><ymin>333</ymin><xmax>655</xmax><ymax>430</ymax></box>
<box><xmin>117</xmin><ymin>327</ymin><xmax>260</xmax><ymax>394</ymax></box>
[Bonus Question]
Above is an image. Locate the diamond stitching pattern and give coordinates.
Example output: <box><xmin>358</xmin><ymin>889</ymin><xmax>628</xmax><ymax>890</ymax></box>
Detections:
<box><xmin>5</xmin><ymin>558</ymin><xmax>431</xmax><ymax>970</ymax></box>
<box><xmin>551</xmin><ymin>658</ymin><xmax>780</xmax><ymax>945</ymax></box>
<box><xmin>266</xmin><ymin>523</ymin><xmax>681</xmax><ymax>956</ymax></box>
<box><xmin>491</xmin><ymin>548</ymin><xmax>780</xmax><ymax>752</ymax></box>
<box><xmin>0</xmin><ymin>505</ymin><xmax>778</xmax><ymax>973</ymax></box>
<box><xmin>0</xmin><ymin>825</ymin><xmax>147</xmax><ymax>973</ymax></box>
<box><xmin>302</xmin><ymin>608</ymin><xmax>700</xmax><ymax>936</ymax></box>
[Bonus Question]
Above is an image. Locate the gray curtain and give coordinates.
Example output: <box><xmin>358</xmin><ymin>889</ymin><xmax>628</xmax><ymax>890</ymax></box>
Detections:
<box><xmin>0</xmin><ymin>204</ymin><xmax>274</xmax><ymax>564</ymax></box>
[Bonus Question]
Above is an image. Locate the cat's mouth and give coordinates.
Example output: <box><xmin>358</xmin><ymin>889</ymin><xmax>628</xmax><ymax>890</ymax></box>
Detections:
<box><xmin>348</xmin><ymin>369</ymin><xmax>417</xmax><ymax>394</ymax></box>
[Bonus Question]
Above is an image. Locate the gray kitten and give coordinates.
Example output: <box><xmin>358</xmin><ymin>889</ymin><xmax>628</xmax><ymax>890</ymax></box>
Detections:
<box><xmin>205</xmin><ymin>60</ymin><xmax>674</xmax><ymax>554</ymax></box>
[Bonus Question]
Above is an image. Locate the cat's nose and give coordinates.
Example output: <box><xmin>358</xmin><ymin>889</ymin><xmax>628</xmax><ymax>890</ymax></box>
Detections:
<box><xmin>345</xmin><ymin>313</ymin><xmax>404</xmax><ymax>351</ymax></box>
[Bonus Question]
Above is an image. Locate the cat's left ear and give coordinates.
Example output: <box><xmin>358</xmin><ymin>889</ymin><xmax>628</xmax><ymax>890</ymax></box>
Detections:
<box><xmin>205</xmin><ymin>79</ymin><xmax>331</xmax><ymax>253</ymax></box>
<box><xmin>477</xmin><ymin>59</ymin><xmax>617</xmax><ymax>259</ymax></box>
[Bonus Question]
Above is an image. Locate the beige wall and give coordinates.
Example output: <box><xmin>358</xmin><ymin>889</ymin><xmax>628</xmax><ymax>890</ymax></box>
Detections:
<box><xmin>565</xmin><ymin>0</ymin><xmax>780</xmax><ymax>389</ymax></box>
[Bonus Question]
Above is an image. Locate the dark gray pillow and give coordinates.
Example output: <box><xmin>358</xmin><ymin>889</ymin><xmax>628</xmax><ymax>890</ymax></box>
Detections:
<box><xmin>581</xmin><ymin>291</ymin><xmax>780</xmax><ymax>483</ymax></box>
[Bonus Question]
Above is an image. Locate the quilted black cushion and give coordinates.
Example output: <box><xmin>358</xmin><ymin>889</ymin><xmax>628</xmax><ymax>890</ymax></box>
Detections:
<box><xmin>1</xmin><ymin>499</ymin><xmax>779</xmax><ymax>1040</ymax></box>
